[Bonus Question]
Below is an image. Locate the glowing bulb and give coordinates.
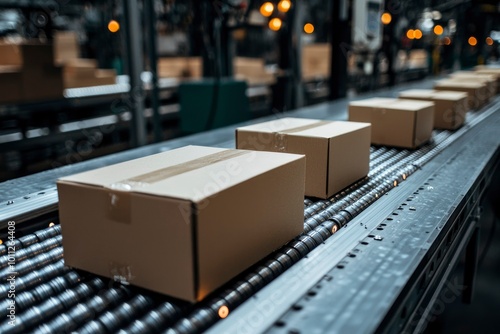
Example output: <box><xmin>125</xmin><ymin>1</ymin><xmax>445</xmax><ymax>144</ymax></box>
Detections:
<box><xmin>0</xmin><ymin>239</ymin><xmax>3</xmax><ymax>245</ymax></box>
<box><xmin>269</xmin><ymin>17</ymin><xmax>282</xmax><ymax>31</ymax></box>
<box><xmin>108</xmin><ymin>20</ymin><xmax>120</xmax><ymax>33</ymax></box>
<box><xmin>433</xmin><ymin>25</ymin><xmax>443</xmax><ymax>36</ymax></box>
<box><xmin>218</xmin><ymin>305</ymin><xmax>229</xmax><ymax>319</ymax></box>
<box><xmin>414</xmin><ymin>29</ymin><xmax>423</xmax><ymax>39</ymax></box>
<box><xmin>381</xmin><ymin>12</ymin><xmax>392</xmax><ymax>25</ymax></box>
<box><xmin>304</xmin><ymin>23</ymin><xmax>314</xmax><ymax>34</ymax></box>
<box><xmin>260</xmin><ymin>2</ymin><xmax>274</xmax><ymax>17</ymax></box>
<box><xmin>49</xmin><ymin>222</ymin><xmax>55</xmax><ymax>227</ymax></box>
<box><xmin>468</xmin><ymin>36</ymin><xmax>477</xmax><ymax>46</ymax></box>
<box><xmin>277</xmin><ymin>0</ymin><xmax>291</xmax><ymax>13</ymax></box>
<box><xmin>443</xmin><ymin>37</ymin><xmax>451</xmax><ymax>45</ymax></box>
<box><xmin>486</xmin><ymin>37</ymin><xmax>493</xmax><ymax>46</ymax></box>
<box><xmin>407</xmin><ymin>29</ymin><xmax>415</xmax><ymax>40</ymax></box>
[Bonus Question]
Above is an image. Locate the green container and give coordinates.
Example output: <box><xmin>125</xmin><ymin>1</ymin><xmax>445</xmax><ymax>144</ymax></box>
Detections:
<box><xmin>179</xmin><ymin>79</ymin><xmax>250</xmax><ymax>134</ymax></box>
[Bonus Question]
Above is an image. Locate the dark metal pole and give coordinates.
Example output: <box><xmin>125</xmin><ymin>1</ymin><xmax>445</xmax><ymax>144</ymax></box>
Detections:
<box><xmin>329</xmin><ymin>0</ymin><xmax>350</xmax><ymax>100</ymax></box>
<box><xmin>123</xmin><ymin>0</ymin><xmax>147</xmax><ymax>147</ymax></box>
<box><xmin>145</xmin><ymin>0</ymin><xmax>162</xmax><ymax>142</ymax></box>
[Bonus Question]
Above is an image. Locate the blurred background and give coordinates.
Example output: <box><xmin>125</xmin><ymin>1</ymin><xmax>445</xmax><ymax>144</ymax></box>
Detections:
<box><xmin>0</xmin><ymin>0</ymin><xmax>498</xmax><ymax>182</ymax></box>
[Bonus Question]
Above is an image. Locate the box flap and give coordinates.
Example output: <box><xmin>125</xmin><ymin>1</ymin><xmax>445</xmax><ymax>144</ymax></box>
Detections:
<box><xmin>59</xmin><ymin>145</ymin><xmax>304</xmax><ymax>203</ymax></box>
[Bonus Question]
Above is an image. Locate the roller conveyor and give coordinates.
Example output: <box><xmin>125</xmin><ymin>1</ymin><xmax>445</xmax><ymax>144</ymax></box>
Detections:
<box><xmin>1</xmin><ymin>78</ymin><xmax>500</xmax><ymax>333</ymax></box>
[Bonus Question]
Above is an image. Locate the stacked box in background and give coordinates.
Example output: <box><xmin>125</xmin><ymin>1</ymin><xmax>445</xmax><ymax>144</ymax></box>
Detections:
<box><xmin>234</xmin><ymin>57</ymin><xmax>276</xmax><ymax>86</ymax></box>
<box><xmin>302</xmin><ymin>44</ymin><xmax>331</xmax><ymax>81</ymax></box>
<box><xmin>349</xmin><ymin>98</ymin><xmax>434</xmax><ymax>149</ymax></box>
<box><xmin>0</xmin><ymin>42</ymin><xmax>63</xmax><ymax>103</ymax></box>
<box><xmin>157</xmin><ymin>57</ymin><xmax>202</xmax><ymax>79</ymax></box>
<box><xmin>398</xmin><ymin>89</ymin><xmax>468</xmax><ymax>130</ymax></box>
<box><xmin>58</xmin><ymin>146</ymin><xmax>305</xmax><ymax>302</ymax></box>
<box><xmin>54</xmin><ymin>32</ymin><xmax>117</xmax><ymax>88</ymax></box>
<box><xmin>236</xmin><ymin>118</ymin><xmax>371</xmax><ymax>199</ymax></box>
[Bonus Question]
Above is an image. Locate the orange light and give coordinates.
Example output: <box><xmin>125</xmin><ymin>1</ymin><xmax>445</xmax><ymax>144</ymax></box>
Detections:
<box><xmin>433</xmin><ymin>25</ymin><xmax>443</xmax><ymax>36</ymax></box>
<box><xmin>414</xmin><ymin>29</ymin><xmax>423</xmax><ymax>39</ymax></box>
<box><xmin>49</xmin><ymin>222</ymin><xmax>55</xmax><ymax>227</ymax></box>
<box><xmin>277</xmin><ymin>0</ymin><xmax>291</xmax><ymax>13</ymax></box>
<box><xmin>304</xmin><ymin>23</ymin><xmax>314</xmax><ymax>34</ymax></box>
<box><xmin>381</xmin><ymin>12</ymin><xmax>392</xmax><ymax>25</ymax></box>
<box><xmin>218</xmin><ymin>305</ymin><xmax>229</xmax><ymax>319</ymax></box>
<box><xmin>406</xmin><ymin>29</ymin><xmax>415</xmax><ymax>40</ymax></box>
<box><xmin>269</xmin><ymin>17</ymin><xmax>282</xmax><ymax>31</ymax></box>
<box><xmin>260</xmin><ymin>2</ymin><xmax>274</xmax><ymax>17</ymax></box>
<box><xmin>108</xmin><ymin>20</ymin><xmax>120</xmax><ymax>33</ymax></box>
<box><xmin>468</xmin><ymin>36</ymin><xmax>477</xmax><ymax>46</ymax></box>
<box><xmin>443</xmin><ymin>36</ymin><xmax>451</xmax><ymax>45</ymax></box>
<box><xmin>486</xmin><ymin>37</ymin><xmax>494</xmax><ymax>46</ymax></box>
<box><xmin>0</xmin><ymin>239</ymin><xmax>3</xmax><ymax>245</ymax></box>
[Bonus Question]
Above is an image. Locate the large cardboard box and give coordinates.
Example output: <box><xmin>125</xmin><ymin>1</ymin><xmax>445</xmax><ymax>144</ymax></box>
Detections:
<box><xmin>236</xmin><ymin>118</ymin><xmax>371</xmax><ymax>199</ymax></box>
<box><xmin>434</xmin><ymin>80</ymin><xmax>487</xmax><ymax>109</ymax></box>
<box><xmin>474</xmin><ymin>66</ymin><xmax>500</xmax><ymax>93</ymax></box>
<box><xmin>0</xmin><ymin>66</ymin><xmax>22</xmax><ymax>104</ymax></box>
<box><xmin>349</xmin><ymin>98</ymin><xmax>434</xmax><ymax>149</ymax></box>
<box><xmin>398</xmin><ymin>89</ymin><xmax>468</xmax><ymax>130</ymax></box>
<box><xmin>57</xmin><ymin>145</ymin><xmax>305</xmax><ymax>302</ymax></box>
<box><xmin>0</xmin><ymin>42</ymin><xmax>54</xmax><ymax>67</ymax></box>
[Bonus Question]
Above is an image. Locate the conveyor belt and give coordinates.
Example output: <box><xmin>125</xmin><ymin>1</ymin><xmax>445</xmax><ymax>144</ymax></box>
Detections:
<box><xmin>1</xmin><ymin>82</ymin><xmax>499</xmax><ymax>333</ymax></box>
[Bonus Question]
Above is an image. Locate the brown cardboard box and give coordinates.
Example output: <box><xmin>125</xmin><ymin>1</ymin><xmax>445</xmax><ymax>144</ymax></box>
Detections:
<box><xmin>348</xmin><ymin>98</ymin><xmax>434</xmax><ymax>149</ymax></box>
<box><xmin>0</xmin><ymin>66</ymin><xmax>22</xmax><ymax>104</ymax></box>
<box><xmin>158</xmin><ymin>57</ymin><xmax>202</xmax><ymax>79</ymax></box>
<box><xmin>472</xmin><ymin>67</ymin><xmax>500</xmax><ymax>93</ymax></box>
<box><xmin>236</xmin><ymin>118</ymin><xmax>371</xmax><ymax>199</ymax></box>
<box><xmin>234</xmin><ymin>57</ymin><xmax>276</xmax><ymax>86</ymax></box>
<box><xmin>434</xmin><ymin>80</ymin><xmax>487</xmax><ymax>109</ymax></box>
<box><xmin>398</xmin><ymin>89</ymin><xmax>468</xmax><ymax>130</ymax></box>
<box><xmin>302</xmin><ymin>44</ymin><xmax>331</xmax><ymax>81</ymax></box>
<box><xmin>449</xmin><ymin>72</ymin><xmax>497</xmax><ymax>101</ymax></box>
<box><xmin>57</xmin><ymin>145</ymin><xmax>305</xmax><ymax>302</ymax></box>
<box><xmin>0</xmin><ymin>43</ymin><xmax>22</xmax><ymax>66</ymax></box>
<box><xmin>54</xmin><ymin>31</ymin><xmax>80</xmax><ymax>65</ymax></box>
<box><xmin>64</xmin><ymin>67</ymin><xmax>116</xmax><ymax>88</ymax></box>
<box><xmin>0</xmin><ymin>42</ymin><xmax>54</xmax><ymax>67</ymax></box>
<box><xmin>22</xmin><ymin>65</ymin><xmax>64</xmax><ymax>101</ymax></box>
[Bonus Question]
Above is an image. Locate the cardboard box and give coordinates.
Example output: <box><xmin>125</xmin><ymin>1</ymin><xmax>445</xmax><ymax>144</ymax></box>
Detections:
<box><xmin>234</xmin><ymin>57</ymin><xmax>276</xmax><ymax>86</ymax></box>
<box><xmin>22</xmin><ymin>65</ymin><xmax>64</xmax><ymax>101</ymax></box>
<box><xmin>236</xmin><ymin>118</ymin><xmax>371</xmax><ymax>198</ymax></box>
<box><xmin>0</xmin><ymin>42</ymin><xmax>54</xmax><ymax>67</ymax></box>
<box><xmin>302</xmin><ymin>44</ymin><xmax>331</xmax><ymax>81</ymax></box>
<box><xmin>158</xmin><ymin>57</ymin><xmax>202</xmax><ymax>79</ymax></box>
<box><xmin>64</xmin><ymin>68</ymin><xmax>116</xmax><ymax>88</ymax></box>
<box><xmin>474</xmin><ymin>68</ymin><xmax>500</xmax><ymax>93</ymax></box>
<box><xmin>434</xmin><ymin>80</ymin><xmax>487</xmax><ymax>109</ymax></box>
<box><xmin>449</xmin><ymin>72</ymin><xmax>496</xmax><ymax>100</ymax></box>
<box><xmin>349</xmin><ymin>98</ymin><xmax>434</xmax><ymax>149</ymax></box>
<box><xmin>0</xmin><ymin>66</ymin><xmax>22</xmax><ymax>104</ymax></box>
<box><xmin>57</xmin><ymin>145</ymin><xmax>305</xmax><ymax>302</ymax></box>
<box><xmin>398</xmin><ymin>89</ymin><xmax>468</xmax><ymax>130</ymax></box>
<box><xmin>54</xmin><ymin>31</ymin><xmax>80</xmax><ymax>65</ymax></box>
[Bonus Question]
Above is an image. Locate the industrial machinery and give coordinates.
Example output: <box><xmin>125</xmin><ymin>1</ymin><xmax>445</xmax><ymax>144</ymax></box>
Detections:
<box><xmin>1</xmin><ymin>77</ymin><xmax>499</xmax><ymax>333</ymax></box>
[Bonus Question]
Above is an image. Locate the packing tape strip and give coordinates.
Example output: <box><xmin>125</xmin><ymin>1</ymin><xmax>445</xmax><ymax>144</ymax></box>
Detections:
<box><xmin>272</xmin><ymin>120</ymin><xmax>331</xmax><ymax>151</ymax></box>
<box><xmin>105</xmin><ymin>149</ymin><xmax>250</xmax><ymax>224</ymax></box>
